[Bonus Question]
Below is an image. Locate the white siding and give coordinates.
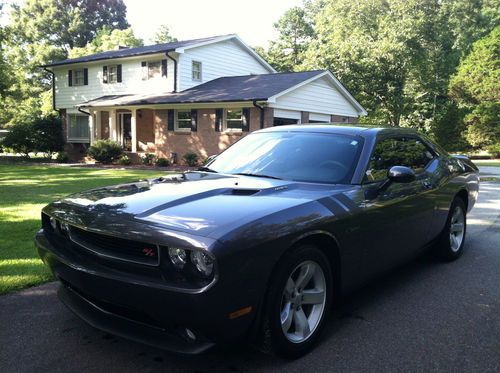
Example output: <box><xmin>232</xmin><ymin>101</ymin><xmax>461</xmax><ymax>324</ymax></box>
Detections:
<box><xmin>309</xmin><ymin>112</ymin><xmax>330</xmax><ymax>122</ymax></box>
<box><xmin>54</xmin><ymin>53</ymin><xmax>176</xmax><ymax>109</ymax></box>
<box><xmin>177</xmin><ymin>40</ymin><xmax>271</xmax><ymax>91</ymax></box>
<box><xmin>274</xmin><ymin>109</ymin><xmax>301</xmax><ymax>120</ymax></box>
<box><xmin>271</xmin><ymin>76</ymin><xmax>360</xmax><ymax>117</ymax></box>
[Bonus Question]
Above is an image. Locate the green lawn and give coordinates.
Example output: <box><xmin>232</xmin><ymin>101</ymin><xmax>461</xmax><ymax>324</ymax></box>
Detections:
<box><xmin>0</xmin><ymin>165</ymin><xmax>165</xmax><ymax>295</ymax></box>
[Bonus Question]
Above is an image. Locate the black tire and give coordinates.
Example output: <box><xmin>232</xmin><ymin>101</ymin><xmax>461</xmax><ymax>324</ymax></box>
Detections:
<box><xmin>436</xmin><ymin>197</ymin><xmax>467</xmax><ymax>261</ymax></box>
<box><xmin>259</xmin><ymin>245</ymin><xmax>333</xmax><ymax>358</ymax></box>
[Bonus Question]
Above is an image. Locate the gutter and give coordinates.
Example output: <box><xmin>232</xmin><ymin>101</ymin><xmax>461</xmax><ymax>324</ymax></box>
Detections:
<box><xmin>165</xmin><ymin>51</ymin><xmax>178</xmax><ymax>92</ymax></box>
<box><xmin>252</xmin><ymin>100</ymin><xmax>266</xmax><ymax>129</ymax></box>
<box><xmin>77</xmin><ymin>107</ymin><xmax>91</xmax><ymax>116</ymax></box>
<box><xmin>42</xmin><ymin>67</ymin><xmax>56</xmax><ymax>111</ymax></box>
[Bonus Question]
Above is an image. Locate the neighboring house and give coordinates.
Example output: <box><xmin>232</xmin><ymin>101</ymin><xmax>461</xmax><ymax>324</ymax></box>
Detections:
<box><xmin>42</xmin><ymin>34</ymin><xmax>367</xmax><ymax>161</ymax></box>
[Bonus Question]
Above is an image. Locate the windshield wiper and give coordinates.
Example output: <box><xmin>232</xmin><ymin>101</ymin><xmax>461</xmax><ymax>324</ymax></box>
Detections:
<box><xmin>233</xmin><ymin>172</ymin><xmax>282</xmax><ymax>180</ymax></box>
<box><xmin>197</xmin><ymin>166</ymin><xmax>218</xmax><ymax>173</ymax></box>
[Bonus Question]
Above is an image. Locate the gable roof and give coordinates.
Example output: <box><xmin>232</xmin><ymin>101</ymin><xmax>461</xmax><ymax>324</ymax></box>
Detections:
<box><xmin>77</xmin><ymin>70</ymin><xmax>365</xmax><ymax>116</ymax></box>
<box><xmin>41</xmin><ymin>34</ymin><xmax>275</xmax><ymax>72</ymax></box>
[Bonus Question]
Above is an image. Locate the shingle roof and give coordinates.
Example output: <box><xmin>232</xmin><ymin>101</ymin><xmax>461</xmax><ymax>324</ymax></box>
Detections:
<box><xmin>42</xmin><ymin>35</ymin><xmax>232</xmax><ymax>67</ymax></box>
<box><xmin>78</xmin><ymin>71</ymin><xmax>326</xmax><ymax>107</ymax></box>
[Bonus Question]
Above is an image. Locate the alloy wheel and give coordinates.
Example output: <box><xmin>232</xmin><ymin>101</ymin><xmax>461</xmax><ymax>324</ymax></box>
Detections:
<box><xmin>449</xmin><ymin>206</ymin><xmax>465</xmax><ymax>252</ymax></box>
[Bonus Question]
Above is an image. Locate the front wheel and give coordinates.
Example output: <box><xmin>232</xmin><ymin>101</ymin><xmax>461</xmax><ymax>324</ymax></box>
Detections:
<box><xmin>260</xmin><ymin>245</ymin><xmax>333</xmax><ymax>358</ymax></box>
<box><xmin>436</xmin><ymin>197</ymin><xmax>467</xmax><ymax>261</ymax></box>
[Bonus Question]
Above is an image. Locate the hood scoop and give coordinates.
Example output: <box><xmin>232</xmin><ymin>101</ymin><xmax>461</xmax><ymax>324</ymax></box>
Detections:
<box><xmin>230</xmin><ymin>189</ymin><xmax>261</xmax><ymax>196</ymax></box>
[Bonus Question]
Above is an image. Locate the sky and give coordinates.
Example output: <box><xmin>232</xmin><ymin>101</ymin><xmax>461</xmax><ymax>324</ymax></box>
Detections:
<box><xmin>1</xmin><ymin>0</ymin><xmax>303</xmax><ymax>48</ymax></box>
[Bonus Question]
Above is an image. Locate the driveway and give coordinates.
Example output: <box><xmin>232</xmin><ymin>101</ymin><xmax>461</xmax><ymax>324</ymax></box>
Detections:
<box><xmin>1</xmin><ymin>181</ymin><xmax>499</xmax><ymax>373</ymax></box>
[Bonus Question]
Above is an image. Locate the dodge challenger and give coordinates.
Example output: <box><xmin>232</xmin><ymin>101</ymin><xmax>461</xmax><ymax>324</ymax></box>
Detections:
<box><xmin>36</xmin><ymin>125</ymin><xmax>479</xmax><ymax>357</ymax></box>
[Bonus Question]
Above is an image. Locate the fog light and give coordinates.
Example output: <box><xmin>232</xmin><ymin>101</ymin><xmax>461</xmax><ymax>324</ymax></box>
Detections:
<box><xmin>49</xmin><ymin>217</ymin><xmax>57</xmax><ymax>230</ymax></box>
<box><xmin>190</xmin><ymin>250</ymin><xmax>214</xmax><ymax>277</ymax></box>
<box><xmin>168</xmin><ymin>247</ymin><xmax>187</xmax><ymax>268</ymax></box>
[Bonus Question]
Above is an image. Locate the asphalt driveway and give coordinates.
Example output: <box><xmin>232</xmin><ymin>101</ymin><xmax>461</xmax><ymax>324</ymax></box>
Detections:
<box><xmin>1</xmin><ymin>181</ymin><xmax>499</xmax><ymax>373</ymax></box>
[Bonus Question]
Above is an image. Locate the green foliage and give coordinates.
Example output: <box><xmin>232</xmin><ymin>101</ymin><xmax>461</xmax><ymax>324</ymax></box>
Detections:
<box><xmin>117</xmin><ymin>154</ymin><xmax>132</xmax><ymax>165</ymax></box>
<box><xmin>151</xmin><ymin>24</ymin><xmax>177</xmax><ymax>44</ymax></box>
<box><xmin>183</xmin><ymin>152</ymin><xmax>199</xmax><ymax>166</ymax></box>
<box><xmin>155</xmin><ymin>157</ymin><xmax>170</xmax><ymax>167</ymax></box>
<box><xmin>486</xmin><ymin>143</ymin><xmax>500</xmax><ymax>158</ymax></box>
<box><xmin>69</xmin><ymin>27</ymin><xmax>143</xmax><ymax>58</ymax></box>
<box><xmin>449</xmin><ymin>26</ymin><xmax>500</xmax><ymax>148</ymax></box>
<box><xmin>31</xmin><ymin>114</ymin><xmax>64</xmax><ymax>156</ymax></box>
<box><xmin>55</xmin><ymin>151</ymin><xmax>69</xmax><ymax>163</ymax></box>
<box><xmin>141</xmin><ymin>153</ymin><xmax>156</xmax><ymax>165</ymax></box>
<box><xmin>87</xmin><ymin>139</ymin><xmax>123</xmax><ymax>164</ymax></box>
<box><xmin>1</xmin><ymin>122</ymin><xmax>35</xmax><ymax>157</ymax></box>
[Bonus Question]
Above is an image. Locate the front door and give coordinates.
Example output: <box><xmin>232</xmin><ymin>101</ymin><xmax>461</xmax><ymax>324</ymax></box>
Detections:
<box><xmin>120</xmin><ymin>113</ymin><xmax>132</xmax><ymax>151</ymax></box>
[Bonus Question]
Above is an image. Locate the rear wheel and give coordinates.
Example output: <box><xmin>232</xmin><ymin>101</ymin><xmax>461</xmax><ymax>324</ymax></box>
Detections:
<box><xmin>436</xmin><ymin>197</ymin><xmax>467</xmax><ymax>261</ymax></box>
<box><xmin>260</xmin><ymin>245</ymin><xmax>333</xmax><ymax>358</ymax></box>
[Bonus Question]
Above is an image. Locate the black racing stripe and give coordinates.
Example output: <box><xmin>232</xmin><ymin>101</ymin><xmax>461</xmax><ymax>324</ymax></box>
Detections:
<box><xmin>332</xmin><ymin>193</ymin><xmax>360</xmax><ymax>213</ymax></box>
<box><xmin>318</xmin><ymin>197</ymin><xmax>346</xmax><ymax>216</ymax></box>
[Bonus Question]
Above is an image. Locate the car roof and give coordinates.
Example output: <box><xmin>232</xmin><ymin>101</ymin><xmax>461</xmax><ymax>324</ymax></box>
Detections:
<box><xmin>256</xmin><ymin>124</ymin><xmax>419</xmax><ymax>139</ymax></box>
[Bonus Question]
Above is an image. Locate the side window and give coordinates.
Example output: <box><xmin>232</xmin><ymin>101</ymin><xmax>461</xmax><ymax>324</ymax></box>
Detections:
<box><xmin>365</xmin><ymin>137</ymin><xmax>435</xmax><ymax>182</ymax></box>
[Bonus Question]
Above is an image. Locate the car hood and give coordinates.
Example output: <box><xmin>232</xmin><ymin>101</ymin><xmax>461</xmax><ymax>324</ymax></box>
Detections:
<box><xmin>48</xmin><ymin>172</ymin><xmax>353</xmax><ymax>238</ymax></box>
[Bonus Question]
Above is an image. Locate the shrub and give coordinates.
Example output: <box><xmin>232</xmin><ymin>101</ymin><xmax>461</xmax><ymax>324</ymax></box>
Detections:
<box><xmin>155</xmin><ymin>157</ymin><xmax>170</xmax><ymax>167</ymax></box>
<box><xmin>118</xmin><ymin>155</ymin><xmax>132</xmax><ymax>165</ymax></box>
<box><xmin>141</xmin><ymin>153</ymin><xmax>156</xmax><ymax>165</ymax></box>
<box><xmin>55</xmin><ymin>152</ymin><xmax>69</xmax><ymax>163</ymax></box>
<box><xmin>1</xmin><ymin>122</ymin><xmax>35</xmax><ymax>157</ymax></box>
<box><xmin>87</xmin><ymin>140</ymin><xmax>123</xmax><ymax>164</ymax></box>
<box><xmin>183</xmin><ymin>152</ymin><xmax>199</xmax><ymax>166</ymax></box>
<box><xmin>486</xmin><ymin>143</ymin><xmax>500</xmax><ymax>158</ymax></box>
<box><xmin>32</xmin><ymin>115</ymin><xmax>64</xmax><ymax>157</ymax></box>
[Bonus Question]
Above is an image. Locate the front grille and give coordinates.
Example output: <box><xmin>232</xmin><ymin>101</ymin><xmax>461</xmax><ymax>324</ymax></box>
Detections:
<box><xmin>68</xmin><ymin>225</ymin><xmax>160</xmax><ymax>266</ymax></box>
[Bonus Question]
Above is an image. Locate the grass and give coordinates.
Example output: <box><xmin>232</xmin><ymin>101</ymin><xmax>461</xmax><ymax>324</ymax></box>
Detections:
<box><xmin>0</xmin><ymin>165</ymin><xmax>166</xmax><ymax>295</ymax></box>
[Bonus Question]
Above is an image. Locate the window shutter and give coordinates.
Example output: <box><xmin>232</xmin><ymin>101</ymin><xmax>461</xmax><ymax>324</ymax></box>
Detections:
<box><xmin>161</xmin><ymin>59</ymin><xmax>167</xmax><ymax>77</ymax></box>
<box><xmin>83</xmin><ymin>68</ymin><xmax>88</xmax><ymax>85</ymax></box>
<box><xmin>215</xmin><ymin>109</ymin><xmax>223</xmax><ymax>132</ymax></box>
<box><xmin>103</xmin><ymin>66</ymin><xmax>108</xmax><ymax>83</ymax></box>
<box><xmin>167</xmin><ymin>109</ymin><xmax>174</xmax><ymax>131</ymax></box>
<box><xmin>141</xmin><ymin>61</ymin><xmax>147</xmax><ymax>80</ymax></box>
<box><xmin>191</xmin><ymin>109</ymin><xmax>198</xmax><ymax>132</ymax></box>
<box><xmin>242</xmin><ymin>108</ymin><xmax>250</xmax><ymax>132</ymax></box>
<box><xmin>117</xmin><ymin>64</ymin><xmax>122</xmax><ymax>82</ymax></box>
<box><xmin>68</xmin><ymin>70</ymin><xmax>73</xmax><ymax>87</ymax></box>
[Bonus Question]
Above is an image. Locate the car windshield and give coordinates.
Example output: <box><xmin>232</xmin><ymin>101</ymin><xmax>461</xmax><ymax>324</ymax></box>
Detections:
<box><xmin>207</xmin><ymin>131</ymin><xmax>363</xmax><ymax>184</ymax></box>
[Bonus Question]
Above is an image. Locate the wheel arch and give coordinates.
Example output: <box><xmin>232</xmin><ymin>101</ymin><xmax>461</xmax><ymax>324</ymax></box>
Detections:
<box><xmin>455</xmin><ymin>188</ymin><xmax>469</xmax><ymax>211</ymax></box>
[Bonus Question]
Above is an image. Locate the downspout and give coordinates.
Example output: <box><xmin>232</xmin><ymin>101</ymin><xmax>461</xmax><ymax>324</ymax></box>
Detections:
<box><xmin>253</xmin><ymin>100</ymin><xmax>265</xmax><ymax>129</ymax></box>
<box><xmin>77</xmin><ymin>107</ymin><xmax>91</xmax><ymax>116</ymax></box>
<box><xmin>165</xmin><ymin>51</ymin><xmax>178</xmax><ymax>92</ymax></box>
<box><xmin>42</xmin><ymin>67</ymin><xmax>56</xmax><ymax>112</ymax></box>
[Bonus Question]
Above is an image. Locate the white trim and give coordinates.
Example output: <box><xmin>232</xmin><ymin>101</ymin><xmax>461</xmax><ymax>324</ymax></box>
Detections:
<box><xmin>223</xmin><ymin>108</ymin><xmax>244</xmax><ymax>133</ymax></box>
<box><xmin>175</xmin><ymin>34</ymin><xmax>276</xmax><ymax>73</ymax></box>
<box><xmin>309</xmin><ymin>113</ymin><xmax>330</xmax><ymax>122</ymax></box>
<box><xmin>268</xmin><ymin>71</ymin><xmax>367</xmax><ymax>116</ymax></box>
<box><xmin>274</xmin><ymin>109</ymin><xmax>301</xmax><ymax>120</ymax></box>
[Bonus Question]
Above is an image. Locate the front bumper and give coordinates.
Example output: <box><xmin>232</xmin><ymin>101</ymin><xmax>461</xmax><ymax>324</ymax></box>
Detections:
<box><xmin>35</xmin><ymin>229</ymin><xmax>258</xmax><ymax>354</ymax></box>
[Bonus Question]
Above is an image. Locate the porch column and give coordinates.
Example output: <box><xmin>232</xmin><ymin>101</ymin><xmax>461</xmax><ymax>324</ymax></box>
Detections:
<box><xmin>131</xmin><ymin>108</ymin><xmax>137</xmax><ymax>153</ymax></box>
<box><xmin>109</xmin><ymin>110</ymin><xmax>117</xmax><ymax>141</ymax></box>
<box><xmin>89</xmin><ymin>111</ymin><xmax>95</xmax><ymax>144</ymax></box>
<box><xmin>95</xmin><ymin>110</ymin><xmax>102</xmax><ymax>140</ymax></box>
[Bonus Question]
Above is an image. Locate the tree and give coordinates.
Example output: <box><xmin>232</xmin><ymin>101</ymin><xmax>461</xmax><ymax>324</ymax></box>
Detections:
<box><xmin>69</xmin><ymin>27</ymin><xmax>143</xmax><ymax>58</ymax></box>
<box><xmin>266</xmin><ymin>6</ymin><xmax>315</xmax><ymax>72</ymax></box>
<box><xmin>449</xmin><ymin>26</ymin><xmax>500</xmax><ymax>148</ymax></box>
<box><xmin>151</xmin><ymin>24</ymin><xmax>177</xmax><ymax>44</ymax></box>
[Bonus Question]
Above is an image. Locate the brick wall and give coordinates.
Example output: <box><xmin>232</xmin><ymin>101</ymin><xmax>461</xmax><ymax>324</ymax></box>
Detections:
<box><xmin>330</xmin><ymin>115</ymin><xmax>358</xmax><ymax>124</ymax></box>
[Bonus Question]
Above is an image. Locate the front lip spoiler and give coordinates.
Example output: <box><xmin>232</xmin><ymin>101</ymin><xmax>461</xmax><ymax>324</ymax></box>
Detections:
<box><xmin>57</xmin><ymin>283</ymin><xmax>215</xmax><ymax>355</ymax></box>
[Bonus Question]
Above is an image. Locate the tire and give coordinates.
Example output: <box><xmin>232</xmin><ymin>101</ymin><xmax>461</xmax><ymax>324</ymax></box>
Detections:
<box><xmin>259</xmin><ymin>245</ymin><xmax>333</xmax><ymax>358</ymax></box>
<box><xmin>436</xmin><ymin>197</ymin><xmax>467</xmax><ymax>261</ymax></box>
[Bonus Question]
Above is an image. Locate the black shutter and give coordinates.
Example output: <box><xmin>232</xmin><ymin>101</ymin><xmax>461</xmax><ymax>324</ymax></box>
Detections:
<box><xmin>215</xmin><ymin>109</ymin><xmax>223</xmax><ymax>132</ymax></box>
<box><xmin>161</xmin><ymin>59</ymin><xmax>167</xmax><ymax>77</ymax></box>
<box><xmin>242</xmin><ymin>108</ymin><xmax>250</xmax><ymax>132</ymax></box>
<box><xmin>83</xmin><ymin>68</ymin><xmax>88</xmax><ymax>85</ymax></box>
<box><xmin>117</xmin><ymin>64</ymin><xmax>122</xmax><ymax>82</ymax></box>
<box><xmin>141</xmin><ymin>61</ymin><xmax>147</xmax><ymax>80</ymax></box>
<box><xmin>191</xmin><ymin>109</ymin><xmax>197</xmax><ymax>132</ymax></box>
<box><xmin>103</xmin><ymin>66</ymin><xmax>108</xmax><ymax>83</ymax></box>
<box><xmin>68</xmin><ymin>70</ymin><xmax>73</xmax><ymax>86</ymax></box>
<box><xmin>167</xmin><ymin>109</ymin><xmax>174</xmax><ymax>131</ymax></box>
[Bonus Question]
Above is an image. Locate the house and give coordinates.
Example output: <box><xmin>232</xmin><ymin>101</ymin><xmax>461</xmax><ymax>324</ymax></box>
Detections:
<box><xmin>42</xmin><ymin>34</ymin><xmax>367</xmax><ymax>162</ymax></box>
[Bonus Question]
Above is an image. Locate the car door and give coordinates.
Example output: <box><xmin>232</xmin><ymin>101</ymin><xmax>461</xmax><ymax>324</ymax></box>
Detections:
<box><xmin>352</xmin><ymin>135</ymin><xmax>437</xmax><ymax>278</ymax></box>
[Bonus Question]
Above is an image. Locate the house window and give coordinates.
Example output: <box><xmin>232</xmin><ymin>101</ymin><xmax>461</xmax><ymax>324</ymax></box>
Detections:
<box><xmin>148</xmin><ymin>61</ymin><xmax>162</xmax><ymax>79</ymax></box>
<box><xmin>176</xmin><ymin>110</ymin><xmax>192</xmax><ymax>131</ymax></box>
<box><xmin>108</xmin><ymin>65</ymin><xmax>118</xmax><ymax>84</ymax></box>
<box><xmin>73</xmin><ymin>69</ymin><xmax>85</xmax><ymax>86</ymax></box>
<box><xmin>192</xmin><ymin>61</ymin><xmax>202</xmax><ymax>81</ymax></box>
<box><xmin>225</xmin><ymin>109</ymin><xmax>244</xmax><ymax>131</ymax></box>
<box><xmin>67</xmin><ymin>114</ymin><xmax>89</xmax><ymax>142</ymax></box>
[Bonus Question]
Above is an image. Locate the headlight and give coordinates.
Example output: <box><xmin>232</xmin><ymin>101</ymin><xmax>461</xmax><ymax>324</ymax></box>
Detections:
<box><xmin>168</xmin><ymin>247</ymin><xmax>187</xmax><ymax>269</ymax></box>
<box><xmin>190</xmin><ymin>250</ymin><xmax>214</xmax><ymax>277</ymax></box>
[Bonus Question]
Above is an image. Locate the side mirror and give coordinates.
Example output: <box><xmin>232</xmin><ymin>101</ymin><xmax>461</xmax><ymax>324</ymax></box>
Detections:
<box><xmin>387</xmin><ymin>166</ymin><xmax>416</xmax><ymax>183</ymax></box>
